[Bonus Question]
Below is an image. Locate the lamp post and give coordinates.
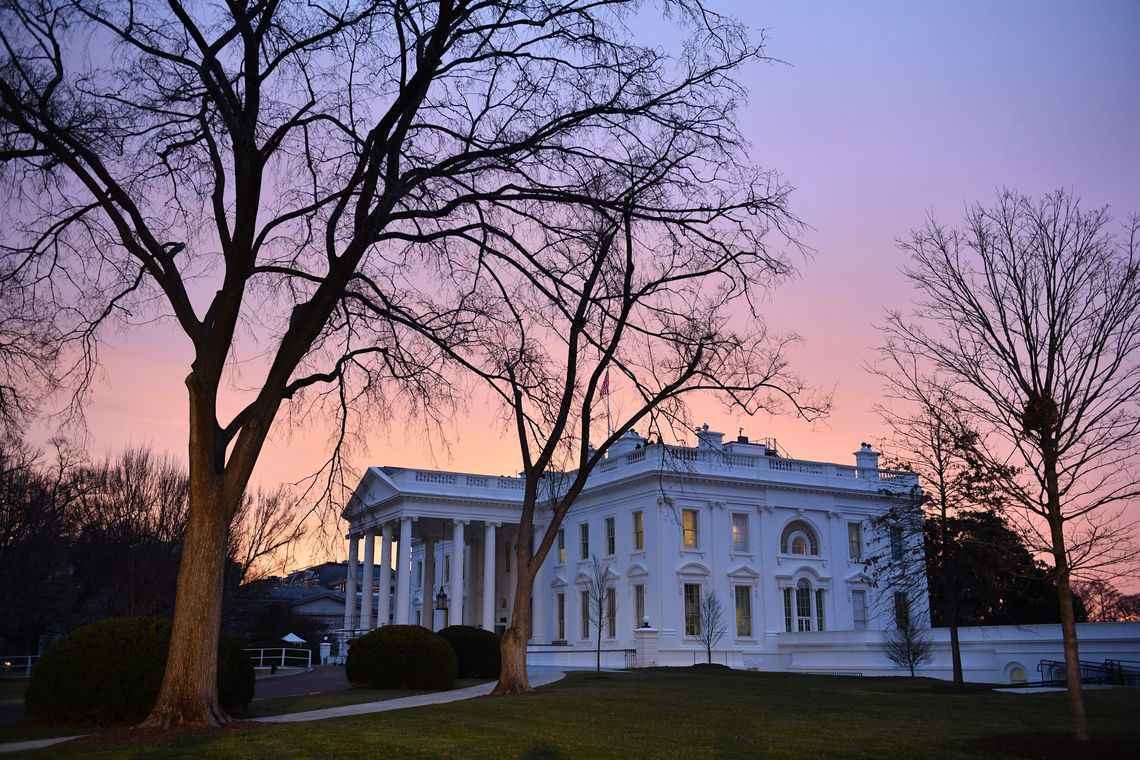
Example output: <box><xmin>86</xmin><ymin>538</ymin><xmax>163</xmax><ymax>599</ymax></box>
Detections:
<box><xmin>435</xmin><ymin>585</ymin><xmax>449</xmax><ymax>628</ymax></box>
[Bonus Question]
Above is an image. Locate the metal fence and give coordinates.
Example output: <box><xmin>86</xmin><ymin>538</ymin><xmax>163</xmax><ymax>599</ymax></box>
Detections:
<box><xmin>0</xmin><ymin>655</ymin><xmax>38</xmax><ymax>678</ymax></box>
<box><xmin>243</xmin><ymin>647</ymin><xmax>312</xmax><ymax>670</ymax></box>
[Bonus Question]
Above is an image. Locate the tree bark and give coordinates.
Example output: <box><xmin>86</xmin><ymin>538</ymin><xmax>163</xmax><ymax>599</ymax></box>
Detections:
<box><xmin>493</xmin><ymin>564</ymin><xmax>533</xmax><ymax>695</ymax></box>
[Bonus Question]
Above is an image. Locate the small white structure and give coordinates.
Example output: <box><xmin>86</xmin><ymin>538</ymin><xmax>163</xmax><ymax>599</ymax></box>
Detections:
<box><xmin>341</xmin><ymin>427</ymin><xmax>1140</xmax><ymax>681</ymax></box>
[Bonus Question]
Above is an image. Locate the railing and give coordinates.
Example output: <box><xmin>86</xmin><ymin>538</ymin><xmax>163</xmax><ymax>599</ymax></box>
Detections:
<box><xmin>0</xmin><ymin>655</ymin><xmax>38</xmax><ymax>678</ymax></box>
<box><xmin>243</xmin><ymin>647</ymin><xmax>312</xmax><ymax>671</ymax></box>
<box><xmin>528</xmin><ymin>646</ymin><xmax>636</xmax><ymax>669</ymax></box>
<box><xmin>1104</xmin><ymin>659</ymin><xmax>1140</xmax><ymax>687</ymax></box>
<box><xmin>1036</xmin><ymin>659</ymin><xmax>1110</xmax><ymax>686</ymax></box>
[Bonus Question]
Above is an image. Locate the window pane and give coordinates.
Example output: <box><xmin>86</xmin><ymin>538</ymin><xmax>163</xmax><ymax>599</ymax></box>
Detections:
<box><xmin>633</xmin><ymin>511</ymin><xmax>644</xmax><ymax>551</ymax></box>
<box><xmin>607</xmin><ymin>588</ymin><xmax>616</xmax><ymax>638</ymax></box>
<box><xmin>796</xmin><ymin>581</ymin><xmax>812</xmax><ymax>632</ymax></box>
<box><xmin>581</xmin><ymin>590</ymin><xmax>590</xmax><ymax>639</ymax></box>
<box><xmin>558</xmin><ymin>529</ymin><xmax>565</xmax><ymax>564</ymax></box>
<box><xmin>605</xmin><ymin>517</ymin><xmax>615</xmax><ymax>556</ymax></box>
<box><xmin>848</xmin><ymin>523</ymin><xmax>862</xmax><ymax>561</ymax></box>
<box><xmin>635</xmin><ymin>584</ymin><xmax>645</xmax><ymax>628</ymax></box>
<box><xmin>682</xmin><ymin>509</ymin><xmax>699</xmax><ymax>549</ymax></box>
<box><xmin>894</xmin><ymin>592</ymin><xmax>909</xmax><ymax>629</ymax></box>
<box><xmin>816</xmin><ymin>589</ymin><xmax>826</xmax><ymax>632</ymax></box>
<box><xmin>732</xmin><ymin>514</ymin><xmax>749</xmax><ymax>551</ymax></box>
<box><xmin>580</xmin><ymin>523</ymin><xmax>589</xmax><ymax>560</ymax></box>
<box><xmin>853</xmin><ymin>590</ymin><xmax>867</xmax><ymax>630</ymax></box>
<box><xmin>783</xmin><ymin>588</ymin><xmax>793</xmax><ymax>632</ymax></box>
<box><xmin>735</xmin><ymin>585</ymin><xmax>752</xmax><ymax>637</ymax></box>
<box><xmin>890</xmin><ymin>526</ymin><xmax>903</xmax><ymax>561</ymax></box>
<box><xmin>557</xmin><ymin>593</ymin><xmax>566</xmax><ymax>640</ymax></box>
<box><xmin>684</xmin><ymin>583</ymin><xmax>701</xmax><ymax>636</ymax></box>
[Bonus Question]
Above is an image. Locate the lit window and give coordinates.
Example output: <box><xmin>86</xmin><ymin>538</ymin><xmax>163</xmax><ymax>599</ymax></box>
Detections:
<box><xmin>848</xmin><ymin>522</ymin><xmax>863</xmax><ymax>561</ymax></box>
<box><xmin>796</xmin><ymin>579</ymin><xmax>813</xmax><ymax>632</ymax></box>
<box><xmin>634</xmin><ymin>584</ymin><xmax>645</xmax><ymax>628</ymax></box>
<box><xmin>781</xmin><ymin>520</ymin><xmax>819</xmax><ymax>555</ymax></box>
<box><xmin>581</xmin><ymin>589</ymin><xmax>590</xmax><ymax>639</ymax></box>
<box><xmin>735</xmin><ymin>585</ymin><xmax>752</xmax><ymax>637</ymax></box>
<box><xmin>557</xmin><ymin>529</ymin><xmax>566</xmax><ymax>564</ymax></box>
<box><xmin>605</xmin><ymin>517</ymin><xmax>616</xmax><ymax>556</ymax></box>
<box><xmin>684</xmin><ymin>583</ymin><xmax>701</xmax><ymax>636</ymax></box>
<box><xmin>731</xmin><ymin>513</ymin><xmax>749</xmax><ymax>552</ymax></box>
<box><xmin>579</xmin><ymin>523</ymin><xmax>590</xmax><ymax>561</ymax></box>
<box><xmin>682</xmin><ymin>509</ymin><xmax>699</xmax><ymax>549</ymax></box>
<box><xmin>890</xmin><ymin>526</ymin><xmax>904</xmax><ymax>561</ymax></box>
<box><xmin>606</xmin><ymin>587</ymin><xmax>616</xmax><ymax>638</ymax></box>
<box><xmin>557</xmin><ymin>592</ymin><xmax>566</xmax><ymax>640</ymax></box>
<box><xmin>852</xmin><ymin>590</ymin><xmax>868</xmax><ymax>630</ymax></box>
<box><xmin>633</xmin><ymin>511</ymin><xmax>644</xmax><ymax>551</ymax></box>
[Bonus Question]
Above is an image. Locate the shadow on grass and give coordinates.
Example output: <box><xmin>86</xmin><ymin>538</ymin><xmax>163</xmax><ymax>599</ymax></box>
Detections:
<box><xmin>965</xmin><ymin>731</ymin><xmax>1140</xmax><ymax>760</ymax></box>
<box><xmin>519</xmin><ymin>740</ymin><xmax>565</xmax><ymax>759</ymax></box>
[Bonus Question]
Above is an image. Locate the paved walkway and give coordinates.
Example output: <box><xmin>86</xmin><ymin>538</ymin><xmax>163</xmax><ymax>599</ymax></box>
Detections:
<box><xmin>0</xmin><ymin>668</ymin><xmax>567</xmax><ymax>753</ymax></box>
<box><xmin>255</xmin><ymin>668</ymin><xmax>566</xmax><ymax>723</ymax></box>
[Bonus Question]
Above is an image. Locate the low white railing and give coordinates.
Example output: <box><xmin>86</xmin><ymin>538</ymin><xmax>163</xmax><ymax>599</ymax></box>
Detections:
<box><xmin>243</xmin><ymin>647</ymin><xmax>312</xmax><ymax>671</ymax></box>
<box><xmin>0</xmin><ymin>655</ymin><xmax>38</xmax><ymax>677</ymax></box>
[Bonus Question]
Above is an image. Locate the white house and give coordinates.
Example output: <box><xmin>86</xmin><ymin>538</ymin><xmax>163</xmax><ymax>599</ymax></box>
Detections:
<box><xmin>340</xmin><ymin>427</ymin><xmax>1140</xmax><ymax>681</ymax></box>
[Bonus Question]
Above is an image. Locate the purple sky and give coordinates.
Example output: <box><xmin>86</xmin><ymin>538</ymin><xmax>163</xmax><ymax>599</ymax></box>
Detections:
<box><xmin>46</xmin><ymin>1</ymin><xmax>1140</xmax><ymax>570</ymax></box>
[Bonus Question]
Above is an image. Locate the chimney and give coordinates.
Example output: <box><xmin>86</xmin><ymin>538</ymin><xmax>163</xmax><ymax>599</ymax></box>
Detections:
<box><xmin>695</xmin><ymin>423</ymin><xmax>724</xmax><ymax>450</ymax></box>
<box><xmin>854</xmin><ymin>442</ymin><xmax>880</xmax><ymax>474</ymax></box>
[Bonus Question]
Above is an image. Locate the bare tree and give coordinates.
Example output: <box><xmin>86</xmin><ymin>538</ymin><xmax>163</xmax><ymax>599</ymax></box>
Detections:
<box><xmin>585</xmin><ymin>554</ymin><xmax>611</xmax><ymax>673</ymax></box>
<box><xmin>0</xmin><ymin>0</ymin><xmax>793</xmax><ymax>726</ymax></box>
<box><xmin>883</xmin><ymin>189</ymin><xmax>1140</xmax><ymax>739</ymax></box>
<box><xmin>885</xmin><ymin>621</ymin><xmax>933</xmax><ymax>677</ymax></box>
<box><xmin>229</xmin><ymin>487</ymin><xmax>306</xmax><ymax>586</ymax></box>
<box><xmin>1072</xmin><ymin>579</ymin><xmax>1140</xmax><ymax>622</ymax></box>
<box><xmin>696</xmin><ymin>590</ymin><xmax>726</xmax><ymax>665</ymax></box>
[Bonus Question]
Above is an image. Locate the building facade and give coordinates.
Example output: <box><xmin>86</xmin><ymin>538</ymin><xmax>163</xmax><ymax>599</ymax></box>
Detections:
<box><xmin>340</xmin><ymin>427</ymin><xmax>952</xmax><ymax>670</ymax></box>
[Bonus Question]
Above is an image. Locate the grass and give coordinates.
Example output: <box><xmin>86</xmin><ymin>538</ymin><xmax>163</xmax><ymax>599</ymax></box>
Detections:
<box><xmin>247</xmin><ymin>678</ymin><xmax>489</xmax><ymax>717</ymax></box>
<box><xmin>15</xmin><ymin>668</ymin><xmax>1140</xmax><ymax>758</ymax></box>
<box><xmin>0</xmin><ymin>680</ymin><xmax>28</xmax><ymax>701</ymax></box>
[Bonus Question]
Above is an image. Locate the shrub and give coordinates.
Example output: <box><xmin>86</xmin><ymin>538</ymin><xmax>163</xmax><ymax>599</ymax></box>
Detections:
<box><xmin>25</xmin><ymin>616</ymin><xmax>255</xmax><ymax>724</ymax></box>
<box><xmin>438</xmin><ymin>625</ymin><xmax>501</xmax><ymax>679</ymax></box>
<box><xmin>346</xmin><ymin>625</ymin><xmax>457</xmax><ymax>690</ymax></box>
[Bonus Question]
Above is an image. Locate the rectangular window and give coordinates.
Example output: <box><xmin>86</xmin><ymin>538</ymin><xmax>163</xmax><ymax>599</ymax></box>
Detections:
<box><xmin>633</xmin><ymin>510</ymin><xmax>645</xmax><ymax>551</ymax></box>
<box><xmin>557</xmin><ymin>529</ymin><xmax>566</xmax><ymax>564</ymax></box>
<box><xmin>731</xmin><ymin>513</ymin><xmax>749</xmax><ymax>552</ymax></box>
<box><xmin>580</xmin><ymin>590</ymin><xmax>590</xmax><ymax>639</ymax></box>
<box><xmin>852</xmin><ymin>590</ymin><xmax>867</xmax><ymax>630</ymax></box>
<box><xmin>735</xmin><ymin>585</ymin><xmax>752</xmax><ymax>637</ymax></box>
<box><xmin>815</xmin><ymin>589</ymin><xmax>826</xmax><ymax>632</ymax></box>
<box><xmin>890</xmin><ymin>526</ymin><xmax>904</xmax><ymax>561</ymax></box>
<box><xmin>634</xmin><ymin>584</ymin><xmax>645</xmax><ymax>628</ymax></box>
<box><xmin>505</xmin><ymin>543</ymin><xmax>511</xmax><ymax>573</ymax></box>
<box><xmin>682</xmin><ymin>509</ymin><xmax>699</xmax><ymax>549</ymax></box>
<box><xmin>580</xmin><ymin>523</ymin><xmax>590</xmax><ymax>560</ymax></box>
<box><xmin>894</xmin><ymin>592</ymin><xmax>910</xmax><ymax>629</ymax></box>
<box><xmin>606</xmin><ymin>587</ymin><xmax>616</xmax><ymax>638</ymax></box>
<box><xmin>605</xmin><ymin>516</ymin><xmax>616</xmax><ymax>556</ymax></box>
<box><xmin>796</xmin><ymin>585</ymin><xmax>812</xmax><ymax>632</ymax></box>
<box><xmin>683</xmin><ymin>583</ymin><xmax>701</xmax><ymax>636</ymax></box>
<box><xmin>848</xmin><ymin>522</ymin><xmax>863</xmax><ymax>561</ymax></box>
<box><xmin>557</xmin><ymin>593</ymin><xmax>566</xmax><ymax>640</ymax></box>
<box><xmin>783</xmin><ymin>588</ymin><xmax>793</xmax><ymax>632</ymax></box>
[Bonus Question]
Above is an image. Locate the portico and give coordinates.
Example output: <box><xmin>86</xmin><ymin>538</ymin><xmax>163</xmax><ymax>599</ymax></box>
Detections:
<box><xmin>340</xmin><ymin>466</ymin><xmax>527</xmax><ymax>639</ymax></box>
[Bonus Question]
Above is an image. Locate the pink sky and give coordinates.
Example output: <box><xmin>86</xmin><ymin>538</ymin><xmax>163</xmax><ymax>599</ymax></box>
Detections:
<box><xmin>34</xmin><ymin>1</ymin><xmax>1140</xmax><ymax>574</ymax></box>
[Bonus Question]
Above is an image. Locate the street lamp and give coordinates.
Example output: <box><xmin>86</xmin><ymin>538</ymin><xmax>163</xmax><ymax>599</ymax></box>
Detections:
<box><xmin>435</xmin><ymin>585</ymin><xmax>449</xmax><ymax>611</ymax></box>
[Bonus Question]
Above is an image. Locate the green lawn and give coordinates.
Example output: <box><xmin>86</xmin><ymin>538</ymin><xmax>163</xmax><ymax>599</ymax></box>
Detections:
<box><xmin>247</xmin><ymin>678</ymin><xmax>489</xmax><ymax>717</ymax></box>
<box><xmin>25</xmin><ymin>669</ymin><xmax>1140</xmax><ymax>758</ymax></box>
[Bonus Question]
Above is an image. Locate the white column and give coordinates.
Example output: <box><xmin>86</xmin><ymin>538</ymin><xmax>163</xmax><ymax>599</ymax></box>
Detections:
<box><xmin>482</xmin><ymin>522</ymin><xmax>497</xmax><ymax>630</ymax></box>
<box><xmin>452</xmin><ymin>520</ymin><xmax>466</xmax><ymax>627</ymax></box>
<box><xmin>360</xmin><ymin>528</ymin><xmax>375</xmax><ymax>629</ymax></box>
<box><xmin>343</xmin><ymin>533</ymin><xmax>359</xmax><ymax>630</ymax></box>
<box><xmin>422</xmin><ymin>537</ymin><xmax>436</xmax><ymax>628</ymax></box>
<box><xmin>395</xmin><ymin>517</ymin><xmax>413</xmax><ymax>624</ymax></box>
<box><xmin>377</xmin><ymin>522</ymin><xmax>393</xmax><ymax>627</ymax></box>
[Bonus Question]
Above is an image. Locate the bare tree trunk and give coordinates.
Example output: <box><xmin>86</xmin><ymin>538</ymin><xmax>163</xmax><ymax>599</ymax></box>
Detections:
<box><xmin>142</xmin><ymin>376</ymin><xmax>247</xmax><ymax>728</ymax></box>
<box><xmin>1051</xmin><ymin>517</ymin><xmax>1088</xmax><ymax>741</ymax></box>
<box><xmin>494</xmin><ymin>565</ymin><xmax>533</xmax><ymax>695</ymax></box>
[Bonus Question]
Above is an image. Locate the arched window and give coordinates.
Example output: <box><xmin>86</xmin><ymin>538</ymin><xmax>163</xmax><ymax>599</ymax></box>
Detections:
<box><xmin>781</xmin><ymin>520</ymin><xmax>819</xmax><ymax>556</ymax></box>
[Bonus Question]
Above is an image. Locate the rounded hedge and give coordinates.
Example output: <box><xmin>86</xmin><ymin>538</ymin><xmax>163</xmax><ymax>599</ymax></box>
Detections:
<box><xmin>346</xmin><ymin>625</ymin><xmax>457</xmax><ymax>690</ymax></box>
<box><xmin>25</xmin><ymin>616</ymin><xmax>255</xmax><ymax>724</ymax></box>
<box><xmin>438</xmin><ymin>625</ymin><xmax>501</xmax><ymax>679</ymax></box>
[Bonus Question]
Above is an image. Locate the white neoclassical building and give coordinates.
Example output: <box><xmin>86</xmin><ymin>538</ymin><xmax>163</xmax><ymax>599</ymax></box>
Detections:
<box><xmin>340</xmin><ymin>426</ymin><xmax>1140</xmax><ymax>681</ymax></box>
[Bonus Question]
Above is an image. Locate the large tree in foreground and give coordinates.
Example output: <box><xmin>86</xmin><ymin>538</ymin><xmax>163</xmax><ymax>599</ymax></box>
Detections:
<box><xmin>0</xmin><ymin>0</ymin><xmax>770</xmax><ymax>725</ymax></box>
<box><xmin>883</xmin><ymin>190</ymin><xmax>1140</xmax><ymax>739</ymax></box>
